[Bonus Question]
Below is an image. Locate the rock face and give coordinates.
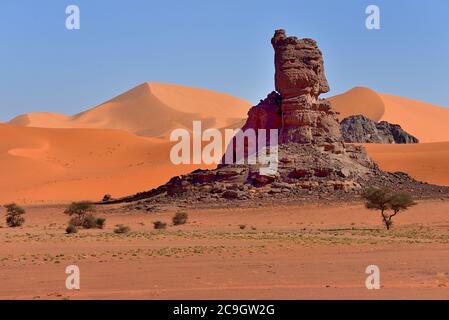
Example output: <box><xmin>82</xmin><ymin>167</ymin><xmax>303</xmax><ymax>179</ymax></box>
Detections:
<box><xmin>241</xmin><ymin>91</ymin><xmax>282</xmax><ymax>134</ymax></box>
<box><xmin>100</xmin><ymin>30</ymin><xmax>448</xmax><ymax>207</ymax></box>
<box><xmin>271</xmin><ymin>30</ymin><xmax>342</xmax><ymax>145</ymax></box>
<box><xmin>341</xmin><ymin>115</ymin><xmax>419</xmax><ymax>144</ymax></box>
<box><xmin>272</xmin><ymin>30</ymin><xmax>329</xmax><ymax>99</ymax></box>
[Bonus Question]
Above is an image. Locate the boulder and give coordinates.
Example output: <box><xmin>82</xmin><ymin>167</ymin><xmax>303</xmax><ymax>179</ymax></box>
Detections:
<box><xmin>340</xmin><ymin>115</ymin><xmax>419</xmax><ymax>144</ymax></box>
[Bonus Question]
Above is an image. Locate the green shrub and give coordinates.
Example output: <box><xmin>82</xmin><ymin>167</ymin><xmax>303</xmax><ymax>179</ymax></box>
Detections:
<box><xmin>153</xmin><ymin>221</ymin><xmax>167</xmax><ymax>230</ymax></box>
<box><xmin>114</xmin><ymin>224</ymin><xmax>130</xmax><ymax>234</ymax></box>
<box><xmin>172</xmin><ymin>211</ymin><xmax>188</xmax><ymax>226</ymax></box>
<box><xmin>4</xmin><ymin>203</ymin><xmax>26</xmax><ymax>227</ymax></box>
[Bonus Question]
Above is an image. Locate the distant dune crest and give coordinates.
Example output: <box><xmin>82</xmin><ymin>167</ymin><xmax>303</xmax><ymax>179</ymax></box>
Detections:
<box><xmin>8</xmin><ymin>82</ymin><xmax>251</xmax><ymax>139</ymax></box>
<box><xmin>330</xmin><ymin>86</ymin><xmax>449</xmax><ymax>143</ymax></box>
<box><xmin>10</xmin><ymin>84</ymin><xmax>449</xmax><ymax>143</ymax></box>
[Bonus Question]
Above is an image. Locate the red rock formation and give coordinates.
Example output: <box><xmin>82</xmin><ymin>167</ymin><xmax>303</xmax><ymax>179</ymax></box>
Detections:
<box><xmin>99</xmin><ymin>30</ymin><xmax>449</xmax><ymax>206</ymax></box>
<box><xmin>271</xmin><ymin>29</ymin><xmax>343</xmax><ymax>145</ymax></box>
<box><xmin>241</xmin><ymin>91</ymin><xmax>282</xmax><ymax>132</ymax></box>
<box><xmin>272</xmin><ymin>29</ymin><xmax>329</xmax><ymax>98</ymax></box>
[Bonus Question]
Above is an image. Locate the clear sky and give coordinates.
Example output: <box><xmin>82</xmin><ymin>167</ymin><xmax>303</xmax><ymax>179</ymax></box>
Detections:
<box><xmin>0</xmin><ymin>0</ymin><xmax>448</xmax><ymax>121</ymax></box>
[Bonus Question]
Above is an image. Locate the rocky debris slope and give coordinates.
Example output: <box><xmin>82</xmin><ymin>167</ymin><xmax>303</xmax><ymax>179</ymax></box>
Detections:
<box><xmin>101</xmin><ymin>169</ymin><xmax>449</xmax><ymax>209</ymax></box>
<box><xmin>341</xmin><ymin>115</ymin><xmax>419</xmax><ymax>144</ymax></box>
<box><xmin>99</xmin><ymin>30</ymin><xmax>449</xmax><ymax>207</ymax></box>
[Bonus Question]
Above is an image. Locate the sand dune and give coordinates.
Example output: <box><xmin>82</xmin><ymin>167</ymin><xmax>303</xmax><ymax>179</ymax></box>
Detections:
<box><xmin>3</xmin><ymin>84</ymin><xmax>449</xmax><ymax>203</ymax></box>
<box><xmin>329</xmin><ymin>87</ymin><xmax>449</xmax><ymax>185</ymax></box>
<box><xmin>365</xmin><ymin>142</ymin><xmax>449</xmax><ymax>187</ymax></box>
<box><xmin>9</xmin><ymin>82</ymin><xmax>251</xmax><ymax>138</ymax></box>
<box><xmin>330</xmin><ymin>87</ymin><xmax>449</xmax><ymax>143</ymax></box>
<box><xmin>11</xmin><ymin>84</ymin><xmax>449</xmax><ymax>143</ymax></box>
<box><xmin>0</xmin><ymin>123</ymin><xmax>213</xmax><ymax>203</ymax></box>
<box><xmin>379</xmin><ymin>94</ymin><xmax>449</xmax><ymax>143</ymax></box>
<box><xmin>329</xmin><ymin>87</ymin><xmax>386</xmax><ymax>121</ymax></box>
<box><xmin>2</xmin><ymin>120</ymin><xmax>447</xmax><ymax>204</ymax></box>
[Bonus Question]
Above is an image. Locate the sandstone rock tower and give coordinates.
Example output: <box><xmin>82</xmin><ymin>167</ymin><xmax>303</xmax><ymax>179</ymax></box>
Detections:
<box><xmin>242</xmin><ymin>30</ymin><xmax>345</xmax><ymax>153</ymax></box>
<box><xmin>102</xmin><ymin>30</ymin><xmax>444</xmax><ymax>205</ymax></box>
<box><xmin>272</xmin><ymin>29</ymin><xmax>342</xmax><ymax>146</ymax></box>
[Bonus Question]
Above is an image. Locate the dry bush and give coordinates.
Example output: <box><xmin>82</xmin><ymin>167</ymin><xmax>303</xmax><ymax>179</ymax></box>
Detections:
<box><xmin>153</xmin><ymin>221</ymin><xmax>167</xmax><ymax>230</ymax></box>
<box><xmin>4</xmin><ymin>203</ymin><xmax>26</xmax><ymax>227</ymax></box>
<box><xmin>172</xmin><ymin>211</ymin><xmax>188</xmax><ymax>226</ymax></box>
<box><xmin>114</xmin><ymin>224</ymin><xmax>130</xmax><ymax>234</ymax></box>
<box><xmin>66</xmin><ymin>224</ymin><xmax>78</xmax><ymax>234</ymax></box>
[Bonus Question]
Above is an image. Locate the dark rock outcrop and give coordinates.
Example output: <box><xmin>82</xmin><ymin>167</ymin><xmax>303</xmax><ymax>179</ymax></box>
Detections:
<box><xmin>341</xmin><ymin>115</ymin><xmax>419</xmax><ymax>144</ymax></box>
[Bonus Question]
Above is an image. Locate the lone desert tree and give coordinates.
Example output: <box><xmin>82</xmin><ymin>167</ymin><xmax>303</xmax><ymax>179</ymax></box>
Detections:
<box><xmin>64</xmin><ymin>201</ymin><xmax>95</xmax><ymax>225</ymax></box>
<box><xmin>362</xmin><ymin>187</ymin><xmax>416</xmax><ymax>230</ymax></box>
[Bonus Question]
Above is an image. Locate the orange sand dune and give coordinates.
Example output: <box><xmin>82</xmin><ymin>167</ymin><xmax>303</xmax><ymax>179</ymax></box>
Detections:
<box><xmin>8</xmin><ymin>82</ymin><xmax>251</xmax><ymax>138</ymax></box>
<box><xmin>365</xmin><ymin>142</ymin><xmax>449</xmax><ymax>187</ymax></box>
<box><xmin>330</xmin><ymin>87</ymin><xmax>449</xmax><ymax>143</ymax></box>
<box><xmin>329</xmin><ymin>87</ymin><xmax>386</xmax><ymax>121</ymax></box>
<box><xmin>0</xmin><ymin>123</ymin><xmax>213</xmax><ymax>204</ymax></box>
<box><xmin>11</xmin><ymin>83</ymin><xmax>449</xmax><ymax>143</ymax></box>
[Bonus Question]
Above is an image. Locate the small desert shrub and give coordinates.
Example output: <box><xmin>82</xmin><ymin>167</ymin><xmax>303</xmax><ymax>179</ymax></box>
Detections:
<box><xmin>66</xmin><ymin>224</ymin><xmax>78</xmax><ymax>234</ymax></box>
<box><xmin>114</xmin><ymin>224</ymin><xmax>130</xmax><ymax>234</ymax></box>
<box><xmin>362</xmin><ymin>187</ymin><xmax>417</xmax><ymax>230</ymax></box>
<box><xmin>82</xmin><ymin>214</ymin><xmax>97</xmax><ymax>229</ymax></box>
<box><xmin>172</xmin><ymin>211</ymin><xmax>188</xmax><ymax>226</ymax></box>
<box><xmin>69</xmin><ymin>216</ymin><xmax>83</xmax><ymax>227</ymax></box>
<box><xmin>153</xmin><ymin>221</ymin><xmax>167</xmax><ymax>230</ymax></box>
<box><xmin>4</xmin><ymin>203</ymin><xmax>26</xmax><ymax>227</ymax></box>
<box><xmin>239</xmin><ymin>224</ymin><xmax>246</xmax><ymax>230</ymax></box>
<box><xmin>95</xmin><ymin>218</ymin><xmax>106</xmax><ymax>229</ymax></box>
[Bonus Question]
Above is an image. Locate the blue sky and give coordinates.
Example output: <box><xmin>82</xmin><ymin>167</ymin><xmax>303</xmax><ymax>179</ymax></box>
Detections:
<box><xmin>0</xmin><ymin>0</ymin><xmax>448</xmax><ymax>120</ymax></box>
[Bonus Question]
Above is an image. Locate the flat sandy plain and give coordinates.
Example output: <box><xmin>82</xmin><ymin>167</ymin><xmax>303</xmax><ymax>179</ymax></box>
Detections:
<box><xmin>2</xmin><ymin>199</ymin><xmax>449</xmax><ymax>300</ymax></box>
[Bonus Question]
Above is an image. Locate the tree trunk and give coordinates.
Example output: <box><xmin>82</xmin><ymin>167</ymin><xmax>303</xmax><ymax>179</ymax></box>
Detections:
<box><xmin>381</xmin><ymin>210</ymin><xmax>390</xmax><ymax>230</ymax></box>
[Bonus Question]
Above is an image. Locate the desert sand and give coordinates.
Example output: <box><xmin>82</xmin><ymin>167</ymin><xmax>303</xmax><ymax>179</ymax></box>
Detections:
<box><xmin>0</xmin><ymin>123</ymin><xmax>214</xmax><ymax>203</ymax></box>
<box><xmin>2</xmin><ymin>83</ymin><xmax>250</xmax><ymax>203</ymax></box>
<box><xmin>326</xmin><ymin>87</ymin><xmax>449</xmax><ymax>187</ymax></box>
<box><xmin>8</xmin><ymin>82</ymin><xmax>251</xmax><ymax>138</ymax></box>
<box><xmin>365</xmin><ymin>142</ymin><xmax>449</xmax><ymax>187</ymax></box>
<box><xmin>329</xmin><ymin>87</ymin><xmax>387</xmax><ymax>121</ymax></box>
<box><xmin>2</xmin><ymin>200</ymin><xmax>449</xmax><ymax>299</ymax></box>
<box><xmin>330</xmin><ymin>87</ymin><xmax>449</xmax><ymax>143</ymax></box>
<box><xmin>3</xmin><ymin>123</ymin><xmax>448</xmax><ymax>204</ymax></box>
